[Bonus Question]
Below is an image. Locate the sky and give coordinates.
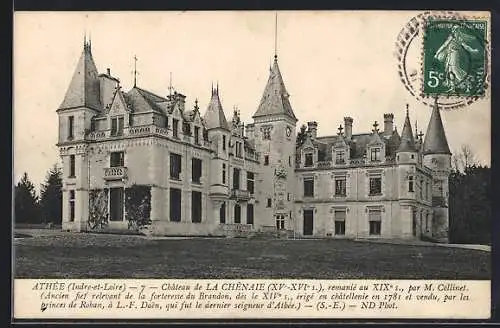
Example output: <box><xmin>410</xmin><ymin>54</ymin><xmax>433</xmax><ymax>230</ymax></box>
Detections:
<box><xmin>13</xmin><ymin>11</ymin><xmax>491</xmax><ymax>192</ymax></box>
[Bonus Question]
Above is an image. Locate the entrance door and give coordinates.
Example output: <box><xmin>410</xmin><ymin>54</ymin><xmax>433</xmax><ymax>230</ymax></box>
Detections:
<box><xmin>109</xmin><ymin>187</ymin><xmax>124</xmax><ymax>222</ymax></box>
<box><xmin>303</xmin><ymin>209</ymin><xmax>313</xmax><ymax>236</ymax></box>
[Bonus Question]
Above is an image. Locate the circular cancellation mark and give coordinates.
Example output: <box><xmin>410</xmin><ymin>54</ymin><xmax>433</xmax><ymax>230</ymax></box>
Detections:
<box><xmin>395</xmin><ymin>11</ymin><xmax>490</xmax><ymax>110</ymax></box>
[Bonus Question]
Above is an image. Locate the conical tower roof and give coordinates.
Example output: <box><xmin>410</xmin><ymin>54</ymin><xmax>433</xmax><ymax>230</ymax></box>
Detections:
<box><xmin>58</xmin><ymin>41</ymin><xmax>101</xmax><ymax>111</ymax></box>
<box><xmin>252</xmin><ymin>57</ymin><xmax>297</xmax><ymax>121</ymax></box>
<box><xmin>423</xmin><ymin>100</ymin><xmax>451</xmax><ymax>155</ymax></box>
<box><xmin>397</xmin><ymin>108</ymin><xmax>417</xmax><ymax>153</ymax></box>
<box><xmin>203</xmin><ymin>86</ymin><xmax>229</xmax><ymax>130</ymax></box>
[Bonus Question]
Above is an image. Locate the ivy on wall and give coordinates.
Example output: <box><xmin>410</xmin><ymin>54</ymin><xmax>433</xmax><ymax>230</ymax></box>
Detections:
<box><xmin>125</xmin><ymin>184</ymin><xmax>152</xmax><ymax>231</ymax></box>
<box><xmin>88</xmin><ymin>189</ymin><xmax>109</xmax><ymax>230</ymax></box>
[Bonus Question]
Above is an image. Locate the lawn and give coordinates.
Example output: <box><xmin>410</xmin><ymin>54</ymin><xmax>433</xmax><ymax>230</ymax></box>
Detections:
<box><xmin>14</xmin><ymin>231</ymin><xmax>490</xmax><ymax>279</ymax></box>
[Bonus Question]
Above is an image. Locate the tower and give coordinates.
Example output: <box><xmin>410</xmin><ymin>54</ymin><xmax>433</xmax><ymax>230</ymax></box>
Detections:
<box><xmin>422</xmin><ymin>99</ymin><xmax>452</xmax><ymax>242</ymax></box>
<box><xmin>252</xmin><ymin>52</ymin><xmax>298</xmax><ymax>231</ymax></box>
<box><xmin>396</xmin><ymin>107</ymin><xmax>419</xmax><ymax>238</ymax></box>
<box><xmin>57</xmin><ymin>38</ymin><xmax>102</xmax><ymax>232</ymax></box>
<box><xmin>204</xmin><ymin>85</ymin><xmax>232</xmax><ymax>224</ymax></box>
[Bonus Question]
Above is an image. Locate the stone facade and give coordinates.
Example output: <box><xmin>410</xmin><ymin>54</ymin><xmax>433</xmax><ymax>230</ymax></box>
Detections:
<box><xmin>57</xmin><ymin>41</ymin><xmax>452</xmax><ymax>241</ymax></box>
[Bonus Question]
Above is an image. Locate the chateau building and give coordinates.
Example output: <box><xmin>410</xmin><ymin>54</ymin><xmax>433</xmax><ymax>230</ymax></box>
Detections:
<box><xmin>57</xmin><ymin>39</ymin><xmax>451</xmax><ymax>241</ymax></box>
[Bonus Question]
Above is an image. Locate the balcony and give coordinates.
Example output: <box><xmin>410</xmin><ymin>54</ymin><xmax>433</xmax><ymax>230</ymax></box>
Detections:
<box><xmin>104</xmin><ymin>167</ymin><xmax>128</xmax><ymax>180</ymax></box>
<box><xmin>231</xmin><ymin>189</ymin><xmax>250</xmax><ymax>201</ymax></box>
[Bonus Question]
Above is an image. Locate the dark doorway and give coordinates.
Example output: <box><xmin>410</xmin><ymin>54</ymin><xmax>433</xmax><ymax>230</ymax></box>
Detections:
<box><xmin>109</xmin><ymin>187</ymin><xmax>124</xmax><ymax>222</ymax></box>
<box><xmin>234</xmin><ymin>204</ymin><xmax>241</xmax><ymax>223</ymax></box>
<box><xmin>220</xmin><ymin>202</ymin><xmax>226</xmax><ymax>224</ymax></box>
<box><xmin>303</xmin><ymin>209</ymin><xmax>313</xmax><ymax>236</ymax></box>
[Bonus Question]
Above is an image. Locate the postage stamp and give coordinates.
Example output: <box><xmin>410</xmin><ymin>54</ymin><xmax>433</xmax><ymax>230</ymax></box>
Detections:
<box><xmin>423</xmin><ymin>19</ymin><xmax>487</xmax><ymax>97</ymax></box>
<box><xmin>395</xmin><ymin>11</ymin><xmax>490</xmax><ymax>110</ymax></box>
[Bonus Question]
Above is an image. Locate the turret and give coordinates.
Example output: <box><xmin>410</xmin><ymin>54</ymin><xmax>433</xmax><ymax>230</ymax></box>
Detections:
<box><xmin>422</xmin><ymin>99</ymin><xmax>452</xmax><ymax>242</ymax></box>
<box><xmin>396</xmin><ymin>106</ymin><xmax>418</xmax><ymax>164</ymax></box>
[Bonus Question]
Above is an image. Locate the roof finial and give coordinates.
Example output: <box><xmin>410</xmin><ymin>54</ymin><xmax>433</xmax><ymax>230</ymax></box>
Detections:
<box><xmin>83</xmin><ymin>30</ymin><xmax>87</xmax><ymax>48</ymax></box>
<box><xmin>133</xmin><ymin>55</ymin><xmax>138</xmax><ymax>87</ymax></box>
<box><xmin>415</xmin><ymin>120</ymin><xmax>418</xmax><ymax>139</ymax></box>
<box><xmin>274</xmin><ymin>12</ymin><xmax>278</xmax><ymax>60</ymax></box>
<box><xmin>216</xmin><ymin>81</ymin><xmax>219</xmax><ymax>94</ymax></box>
<box><xmin>373</xmin><ymin>121</ymin><xmax>379</xmax><ymax>133</ymax></box>
<box><xmin>406</xmin><ymin>103</ymin><xmax>409</xmax><ymax>117</ymax></box>
<box><xmin>338</xmin><ymin>124</ymin><xmax>344</xmax><ymax>136</ymax></box>
<box><xmin>194</xmin><ymin>98</ymin><xmax>199</xmax><ymax>111</ymax></box>
<box><xmin>88</xmin><ymin>31</ymin><xmax>92</xmax><ymax>52</ymax></box>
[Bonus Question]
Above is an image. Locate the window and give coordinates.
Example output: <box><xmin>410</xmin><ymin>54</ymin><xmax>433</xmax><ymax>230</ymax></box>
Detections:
<box><xmin>267</xmin><ymin>198</ymin><xmax>272</xmax><ymax>208</ymax></box>
<box><xmin>287</xmin><ymin>193</ymin><xmax>291</xmax><ymax>201</ymax></box>
<box><xmin>182</xmin><ymin>122</ymin><xmax>191</xmax><ymax>136</ymax></box>
<box><xmin>419</xmin><ymin>178</ymin><xmax>423</xmax><ymax>199</ymax></box>
<box><xmin>110</xmin><ymin>151</ymin><xmax>124</xmax><ymax>167</ymax></box>
<box><xmin>275</xmin><ymin>215</ymin><xmax>285</xmax><ymax>230</ymax></box>
<box><xmin>194</xmin><ymin>126</ymin><xmax>200</xmax><ymax>144</ymax></box>
<box><xmin>369</xmin><ymin>209</ymin><xmax>382</xmax><ymax>235</ymax></box>
<box><xmin>170</xmin><ymin>153</ymin><xmax>182</xmax><ymax>180</ymax></box>
<box><xmin>370</xmin><ymin>148</ymin><xmax>381</xmax><ymax>161</ymax></box>
<box><xmin>233</xmin><ymin>168</ymin><xmax>240</xmax><ymax>189</ymax></box>
<box><xmin>335</xmin><ymin>177</ymin><xmax>346</xmax><ymax>196</ymax></box>
<box><xmin>369</xmin><ymin>176</ymin><xmax>382</xmax><ymax>195</ymax></box>
<box><xmin>264</xmin><ymin>155</ymin><xmax>269</xmax><ymax>166</ymax></box>
<box><xmin>408</xmin><ymin>176</ymin><xmax>414</xmax><ymax>192</ymax></box>
<box><xmin>172</xmin><ymin>119</ymin><xmax>179</xmax><ymax>138</ymax></box>
<box><xmin>169</xmin><ymin>188</ymin><xmax>182</xmax><ymax>222</ymax></box>
<box><xmin>424</xmin><ymin>180</ymin><xmax>428</xmax><ymax>200</ymax></box>
<box><xmin>411</xmin><ymin>154</ymin><xmax>415</xmax><ymax>159</ymax></box>
<box><xmin>69</xmin><ymin>155</ymin><xmax>76</xmax><ymax>177</ymax></box>
<box><xmin>235</xmin><ymin>142</ymin><xmax>242</xmax><ymax>158</ymax></box>
<box><xmin>305</xmin><ymin>153</ymin><xmax>314</xmax><ymax>167</ymax></box>
<box><xmin>222</xmin><ymin>135</ymin><xmax>226</xmax><ymax>151</ymax></box>
<box><xmin>191</xmin><ymin>191</ymin><xmax>202</xmax><ymax>223</ymax></box>
<box><xmin>247</xmin><ymin>204</ymin><xmax>254</xmax><ymax>225</ymax></box>
<box><xmin>69</xmin><ymin>190</ymin><xmax>75</xmax><ymax>222</ymax></box>
<box><xmin>111</xmin><ymin>117</ymin><xmax>124</xmax><ymax>136</ymax></box>
<box><xmin>222</xmin><ymin>163</ymin><xmax>226</xmax><ymax>184</ymax></box>
<box><xmin>247</xmin><ymin>172</ymin><xmax>254</xmax><ymax>194</ymax></box>
<box><xmin>289</xmin><ymin>156</ymin><xmax>292</xmax><ymax>167</ymax></box>
<box><xmin>192</xmin><ymin>158</ymin><xmax>202</xmax><ymax>184</ymax></box>
<box><xmin>68</xmin><ymin>116</ymin><xmax>74</xmax><ymax>140</ymax></box>
<box><xmin>304</xmin><ymin>178</ymin><xmax>314</xmax><ymax>197</ymax></box>
<box><xmin>234</xmin><ymin>204</ymin><xmax>241</xmax><ymax>223</ymax></box>
<box><xmin>164</xmin><ymin>117</ymin><xmax>169</xmax><ymax>129</ymax></box>
<box><xmin>335</xmin><ymin>151</ymin><xmax>346</xmax><ymax>164</ymax></box>
<box><xmin>334</xmin><ymin>210</ymin><xmax>346</xmax><ymax>235</ymax></box>
<box><xmin>220</xmin><ymin>202</ymin><xmax>226</xmax><ymax>224</ymax></box>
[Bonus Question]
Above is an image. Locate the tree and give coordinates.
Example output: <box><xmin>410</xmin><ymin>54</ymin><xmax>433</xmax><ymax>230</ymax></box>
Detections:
<box><xmin>125</xmin><ymin>184</ymin><xmax>152</xmax><ymax>231</ymax></box>
<box><xmin>39</xmin><ymin>165</ymin><xmax>63</xmax><ymax>224</ymax></box>
<box><xmin>14</xmin><ymin>172</ymin><xmax>39</xmax><ymax>224</ymax></box>
<box><xmin>452</xmin><ymin>144</ymin><xmax>477</xmax><ymax>173</ymax></box>
<box><xmin>296</xmin><ymin>124</ymin><xmax>308</xmax><ymax>147</ymax></box>
<box><xmin>449</xmin><ymin>145</ymin><xmax>490</xmax><ymax>245</ymax></box>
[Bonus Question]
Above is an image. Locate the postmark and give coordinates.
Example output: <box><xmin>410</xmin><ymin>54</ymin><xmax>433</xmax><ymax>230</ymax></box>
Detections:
<box><xmin>395</xmin><ymin>11</ymin><xmax>490</xmax><ymax>110</ymax></box>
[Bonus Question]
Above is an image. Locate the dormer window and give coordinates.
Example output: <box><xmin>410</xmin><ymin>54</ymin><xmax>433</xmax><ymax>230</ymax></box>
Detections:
<box><xmin>335</xmin><ymin>151</ymin><xmax>346</xmax><ymax>164</ymax></box>
<box><xmin>111</xmin><ymin>116</ymin><xmax>124</xmax><ymax>136</ymax></box>
<box><xmin>194</xmin><ymin>126</ymin><xmax>200</xmax><ymax>145</ymax></box>
<box><xmin>304</xmin><ymin>153</ymin><xmax>314</xmax><ymax>167</ymax></box>
<box><xmin>172</xmin><ymin>119</ymin><xmax>179</xmax><ymax>138</ymax></box>
<box><xmin>235</xmin><ymin>141</ymin><xmax>243</xmax><ymax>158</ymax></box>
<box><xmin>370</xmin><ymin>148</ymin><xmax>381</xmax><ymax>162</ymax></box>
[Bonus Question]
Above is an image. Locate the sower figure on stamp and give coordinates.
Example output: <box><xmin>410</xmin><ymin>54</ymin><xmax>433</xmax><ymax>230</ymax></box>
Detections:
<box><xmin>434</xmin><ymin>25</ymin><xmax>479</xmax><ymax>93</ymax></box>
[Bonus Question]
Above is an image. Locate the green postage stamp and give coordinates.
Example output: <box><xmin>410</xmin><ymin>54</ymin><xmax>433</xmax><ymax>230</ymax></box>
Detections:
<box><xmin>423</xmin><ymin>19</ymin><xmax>487</xmax><ymax>97</ymax></box>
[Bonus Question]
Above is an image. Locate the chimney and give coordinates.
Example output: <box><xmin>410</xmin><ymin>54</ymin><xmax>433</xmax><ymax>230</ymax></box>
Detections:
<box><xmin>344</xmin><ymin>117</ymin><xmax>353</xmax><ymax>139</ymax></box>
<box><xmin>383</xmin><ymin>113</ymin><xmax>394</xmax><ymax>137</ymax></box>
<box><xmin>307</xmin><ymin>121</ymin><xmax>318</xmax><ymax>139</ymax></box>
<box><xmin>106</xmin><ymin>68</ymin><xmax>111</xmax><ymax>76</ymax></box>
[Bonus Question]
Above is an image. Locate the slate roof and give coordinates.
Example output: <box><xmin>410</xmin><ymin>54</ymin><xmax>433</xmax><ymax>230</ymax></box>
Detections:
<box><xmin>203</xmin><ymin>87</ymin><xmax>230</xmax><ymax>130</ymax></box>
<box><xmin>58</xmin><ymin>43</ymin><xmax>101</xmax><ymax>111</ymax></box>
<box><xmin>423</xmin><ymin>102</ymin><xmax>451</xmax><ymax>155</ymax></box>
<box><xmin>397</xmin><ymin>110</ymin><xmax>417</xmax><ymax>152</ymax></box>
<box><xmin>252</xmin><ymin>57</ymin><xmax>297</xmax><ymax>121</ymax></box>
<box><xmin>312</xmin><ymin>129</ymin><xmax>401</xmax><ymax>160</ymax></box>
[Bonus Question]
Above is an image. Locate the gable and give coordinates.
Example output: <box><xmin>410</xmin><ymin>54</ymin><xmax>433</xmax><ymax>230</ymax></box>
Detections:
<box><xmin>107</xmin><ymin>91</ymin><xmax>130</xmax><ymax>116</ymax></box>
